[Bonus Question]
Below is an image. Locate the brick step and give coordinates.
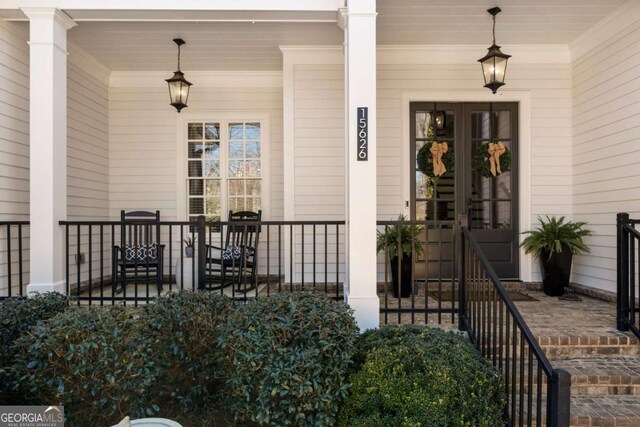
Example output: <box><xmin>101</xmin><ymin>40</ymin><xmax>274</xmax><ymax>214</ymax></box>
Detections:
<box><xmin>570</xmin><ymin>395</ymin><xmax>640</xmax><ymax>427</ymax></box>
<box><xmin>522</xmin><ymin>395</ymin><xmax>640</xmax><ymax>426</ymax></box>
<box><xmin>558</xmin><ymin>358</ymin><xmax>640</xmax><ymax>396</ymax></box>
<box><xmin>539</xmin><ymin>334</ymin><xmax>640</xmax><ymax>359</ymax></box>
<box><xmin>511</xmin><ymin>357</ymin><xmax>640</xmax><ymax>397</ymax></box>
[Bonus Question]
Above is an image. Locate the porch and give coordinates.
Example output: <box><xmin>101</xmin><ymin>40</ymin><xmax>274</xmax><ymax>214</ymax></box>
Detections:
<box><xmin>1</xmin><ymin>0</ymin><xmax>640</xmax><ymax>425</ymax></box>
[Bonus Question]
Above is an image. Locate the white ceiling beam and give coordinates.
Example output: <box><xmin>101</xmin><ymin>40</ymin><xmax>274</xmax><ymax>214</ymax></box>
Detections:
<box><xmin>1</xmin><ymin>0</ymin><xmax>345</xmax><ymax>12</ymax></box>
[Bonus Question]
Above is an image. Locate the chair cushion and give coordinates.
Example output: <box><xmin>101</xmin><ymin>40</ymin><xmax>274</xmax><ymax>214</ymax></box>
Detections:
<box><xmin>124</xmin><ymin>243</ymin><xmax>158</xmax><ymax>262</ymax></box>
<box><xmin>222</xmin><ymin>245</ymin><xmax>255</xmax><ymax>261</ymax></box>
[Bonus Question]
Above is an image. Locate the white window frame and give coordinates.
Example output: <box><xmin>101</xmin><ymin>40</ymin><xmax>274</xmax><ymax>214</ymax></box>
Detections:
<box><xmin>176</xmin><ymin>111</ymin><xmax>271</xmax><ymax>221</ymax></box>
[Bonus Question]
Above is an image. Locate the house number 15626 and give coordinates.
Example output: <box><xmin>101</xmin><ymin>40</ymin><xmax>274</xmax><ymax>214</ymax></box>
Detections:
<box><xmin>357</xmin><ymin>107</ymin><xmax>368</xmax><ymax>161</ymax></box>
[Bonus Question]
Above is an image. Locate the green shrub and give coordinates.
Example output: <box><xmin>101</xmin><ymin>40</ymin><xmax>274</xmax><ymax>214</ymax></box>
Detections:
<box><xmin>219</xmin><ymin>292</ymin><xmax>359</xmax><ymax>427</ymax></box>
<box><xmin>0</xmin><ymin>293</ymin><xmax>69</xmax><ymax>404</ymax></box>
<box><xmin>12</xmin><ymin>291</ymin><xmax>235</xmax><ymax>425</ymax></box>
<box><xmin>142</xmin><ymin>291</ymin><xmax>234</xmax><ymax>416</ymax></box>
<box><xmin>13</xmin><ymin>306</ymin><xmax>161</xmax><ymax>426</ymax></box>
<box><xmin>338</xmin><ymin>325</ymin><xmax>504</xmax><ymax>427</ymax></box>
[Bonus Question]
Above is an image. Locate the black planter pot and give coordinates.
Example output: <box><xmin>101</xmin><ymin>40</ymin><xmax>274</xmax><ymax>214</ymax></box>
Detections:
<box><xmin>185</xmin><ymin>246</ymin><xmax>194</xmax><ymax>258</ymax></box>
<box><xmin>540</xmin><ymin>246</ymin><xmax>573</xmax><ymax>297</ymax></box>
<box><xmin>390</xmin><ymin>254</ymin><xmax>413</xmax><ymax>298</ymax></box>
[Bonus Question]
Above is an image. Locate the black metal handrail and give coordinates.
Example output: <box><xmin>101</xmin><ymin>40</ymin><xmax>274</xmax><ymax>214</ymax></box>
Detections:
<box><xmin>616</xmin><ymin>212</ymin><xmax>640</xmax><ymax>338</ymax></box>
<box><xmin>0</xmin><ymin>221</ymin><xmax>29</xmax><ymax>298</ymax></box>
<box><xmin>460</xmin><ymin>226</ymin><xmax>570</xmax><ymax>427</ymax></box>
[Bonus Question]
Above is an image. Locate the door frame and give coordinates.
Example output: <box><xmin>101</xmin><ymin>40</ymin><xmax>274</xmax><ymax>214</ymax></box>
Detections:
<box><xmin>401</xmin><ymin>90</ymin><xmax>533</xmax><ymax>282</ymax></box>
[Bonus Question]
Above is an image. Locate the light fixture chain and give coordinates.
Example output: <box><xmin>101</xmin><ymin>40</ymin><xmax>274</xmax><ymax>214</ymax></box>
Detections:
<box><xmin>177</xmin><ymin>44</ymin><xmax>181</xmax><ymax>71</ymax></box>
<box><xmin>492</xmin><ymin>15</ymin><xmax>496</xmax><ymax>45</ymax></box>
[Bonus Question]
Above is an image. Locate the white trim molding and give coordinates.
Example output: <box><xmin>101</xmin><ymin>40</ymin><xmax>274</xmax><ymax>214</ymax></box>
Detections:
<box><xmin>111</xmin><ymin>71</ymin><xmax>283</xmax><ymax>88</ymax></box>
<box><xmin>400</xmin><ymin>90</ymin><xmax>533</xmax><ymax>282</ymax></box>
<box><xmin>6</xmin><ymin>0</ymin><xmax>345</xmax><ymax>12</ymax></box>
<box><xmin>279</xmin><ymin>44</ymin><xmax>570</xmax><ymax>66</ymax></box>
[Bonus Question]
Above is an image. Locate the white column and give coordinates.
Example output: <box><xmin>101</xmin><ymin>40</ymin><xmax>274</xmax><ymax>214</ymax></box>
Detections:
<box><xmin>23</xmin><ymin>8</ymin><xmax>76</xmax><ymax>294</ymax></box>
<box><xmin>343</xmin><ymin>0</ymin><xmax>379</xmax><ymax>331</ymax></box>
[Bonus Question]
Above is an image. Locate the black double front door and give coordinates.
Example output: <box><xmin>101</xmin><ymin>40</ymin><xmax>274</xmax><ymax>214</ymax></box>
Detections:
<box><xmin>410</xmin><ymin>102</ymin><xmax>519</xmax><ymax>279</ymax></box>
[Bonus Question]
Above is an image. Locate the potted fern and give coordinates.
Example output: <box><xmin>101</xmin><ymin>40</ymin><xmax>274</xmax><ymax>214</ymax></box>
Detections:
<box><xmin>377</xmin><ymin>215</ymin><xmax>424</xmax><ymax>298</ymax></box>
<box><xmin>520</xmin><ymin>216</ymin><xmax>591</xmax><ymax>297</ymax></box>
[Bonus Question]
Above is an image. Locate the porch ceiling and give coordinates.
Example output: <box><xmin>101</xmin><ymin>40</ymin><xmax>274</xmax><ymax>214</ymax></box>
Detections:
<box><xmin>2</xmin><ymin>0</ymin><xmax>627</xmax><ymax>71</ymax></box>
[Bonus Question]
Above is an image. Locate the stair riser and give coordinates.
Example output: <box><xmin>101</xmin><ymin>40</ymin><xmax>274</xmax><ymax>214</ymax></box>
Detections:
<box><xmin>514</xmin><ymin>381</ymin><xmax>640</xmax><ymax>396</ymax></box>
<box><xmin>542</xmin><ymin>346</ymin><xmax>640</xmax><ymax>359</ymax></box>
<box><xmin>572</xmin><ymin>385</ymin><xmax>640</xmax><ymax>396</ymax></box>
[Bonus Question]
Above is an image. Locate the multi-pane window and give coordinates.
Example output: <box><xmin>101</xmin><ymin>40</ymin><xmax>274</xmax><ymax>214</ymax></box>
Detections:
<box><xmin>187</xmin><ymin>121</ymin><xmax>262</xmax><ymax>222</ymax></box>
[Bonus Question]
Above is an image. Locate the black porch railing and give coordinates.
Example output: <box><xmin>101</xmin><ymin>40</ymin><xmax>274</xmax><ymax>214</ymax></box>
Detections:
<box><xmin>616</xmin><ymin>212</ymin><xmax>640</xmax><ymax>338</ymax></box>
<box><xmin>377</xmin><ymin>219</ymin><xmax>458</xmax><ymax>325</ymax></box>
<box><xmin>59</xmin><ymin>217</ymin><xmax>346</xmax><ymax>305</ymax></box>
<box><xmin>0</xmin><ymin>221</ymin><xmax>29</xmax><ymax>299</ymax></box>
<box><xmin>460</xmin><ymin>226</ymin><xmax>570</xmax><ymax>427</ymax></box>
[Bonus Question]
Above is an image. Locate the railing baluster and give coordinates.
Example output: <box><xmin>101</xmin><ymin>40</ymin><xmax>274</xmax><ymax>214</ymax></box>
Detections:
<box><xmin>88</xmin><ymin>225</ymin><xmax>93</xmax><ymax>306</ymax></box>
<box><xmin>278</xmin><ymin>224</ymin><xmax>282</xmax><ymax>293</ymax></box>
<box><xmin>6</xmin><ymin>225</ymin><xmax>11</xmax><ymax>298</ymax></box>
<box><xmin>335</xmin><ymin>224</ymin><xmax>339</xmax><ymax>300</ymax></box>
<box><xmin>324</xmin><ymin>224</ymin><xmax>328</xmax><ymax>294</ymax></box>
<box><xmin>76</xmin><ymin>224</ymin><xmax>81</xmax><ymax>303</ymax></box>
<box><xmin>18</xmin><ymin>224</ymin><xmax>24</xmax><ymax>296</ymax></box>
<box><xmin>99</xmin><ymin>225</ymin><xmax>104</xmax><ymax>305</ymax></box>
<box><xmin>289</xmin><ymin>224</ymin><xmax>293</xmax><ymax>292</ymax></box>
<box><xmin>266</xmin><ymin>225</ymin><xmax>271</xmax><ymax>295</ymax></box>
<box><xmin>66</xmin><ymin>224</ymin><xmax>70</xmax><ymax>303</ymax></box>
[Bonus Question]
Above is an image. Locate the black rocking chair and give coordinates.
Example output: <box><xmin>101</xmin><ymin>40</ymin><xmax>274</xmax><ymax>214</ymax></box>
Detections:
<box><xmin>205</xmin><ymin>210</ymin><xmax>261</xmax><ymax>292</ymax></box>
<box><xmin>112</xmin><ymin>210</ymin><xmax>165</xmax><ymax>295</ymax></box>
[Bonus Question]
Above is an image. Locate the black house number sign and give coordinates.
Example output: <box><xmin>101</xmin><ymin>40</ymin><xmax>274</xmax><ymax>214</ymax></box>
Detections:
<box><xmin>357</xmin><ymin>107</ymin><xmax>368</xmax><ymax>161</ymax></box>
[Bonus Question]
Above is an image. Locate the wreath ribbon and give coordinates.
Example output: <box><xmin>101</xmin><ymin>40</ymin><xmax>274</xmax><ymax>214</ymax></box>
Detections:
<box><xmin>430</xmin><ymin>142</ymin><xmax>448</xmax><ymax>177</ymax></box>
<box><xmin>488</xmin><ymin>142</ymin><xmax>506</xmax><ymax>176</ymax></box>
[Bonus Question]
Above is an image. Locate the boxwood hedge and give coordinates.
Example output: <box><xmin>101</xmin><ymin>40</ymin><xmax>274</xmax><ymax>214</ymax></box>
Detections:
<box><xmin>338</xmin><ymin>325</ymin><xmax>504</xmax><ymax>427</ymax></box>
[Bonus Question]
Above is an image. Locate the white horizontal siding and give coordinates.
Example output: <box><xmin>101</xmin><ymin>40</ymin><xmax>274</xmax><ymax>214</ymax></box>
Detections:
<box><xmin>67</xmin><ymin>55</ymin><xmax>110</xmax><ymax>221</ymax></box>
<box><xmin>571</xmin><ymin>13</ymin><xmax>640</xmax><ymax>293</ymax></box>
<box><xmin>0</xmin><ymin>21</ymin><xmax>29</xmax><ymax>221</ymax></box>
<box><xmin>0</xmin><ymin>21</ymin><xmax>29</xmax><ymax>296</ymax></box>
<box><xmin>293</xmin><ymin>64</ymin><xmax>345</xmax><ymax>221</ymax></box>
<box><xmin>108</xmin><ymin>84</ymin><xmax>284</xmax><ymax>221</ymax></box>
<box><xmin>292</xmin><ymin>60</ymin><xmax>572</xmax><ymax>281</ymax></box>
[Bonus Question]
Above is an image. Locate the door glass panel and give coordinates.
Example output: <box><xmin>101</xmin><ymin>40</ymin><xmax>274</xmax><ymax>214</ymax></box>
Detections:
<box><xmin>414</xmin><ymin>107</ymin><xmax>455</xmax><ymax>223</ymax></box>
<box><xmin>442</xmin><ymin>110</ymin><xmax>455</xmax><ymax>139</ymax></box>
<box><xmin>495</xmin><ymin>111</ymin><xmax>511</xmax><ymax>139</ymax></box>
<box><xmin>494</xmin><ymin>201</ymin><xmax>511</xmax><ymax>229</ymax></box>
<box><xmin>470</xmin><ymin>109</ymin><xmax>513</xmax><ymax>230</ymax></box>
<box><xmin>471</xmin><ymin>112</ymin><xmax>491</xmax><ymax>140</ymax></box>
<box><xmin>495</xmin><ymin>170</ymin><xmax>512</xmax><ymax>199</ymax></box>
<box><xmin>415</xmin><ymin>112</ymin><xmax>432</xmax><ymax>139</ymax></box>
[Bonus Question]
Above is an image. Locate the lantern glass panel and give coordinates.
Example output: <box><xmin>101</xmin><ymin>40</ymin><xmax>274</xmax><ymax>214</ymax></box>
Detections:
<box><xmin>493</xmin><ymin>56</ymin><xmax>507</xmax><ymax>84</ymax></box>
<box><xmin>168</xmin><ymin>81</ymin><xmax>181</xmax><ymax>104</ymax></box>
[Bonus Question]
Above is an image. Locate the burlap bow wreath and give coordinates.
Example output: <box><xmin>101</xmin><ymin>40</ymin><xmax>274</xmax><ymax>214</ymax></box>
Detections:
<box><xmin>430</xmin><ymin>142</ymin><xmax>448</xmax><ymax>177</ymax></box>
<box><xmin>488</xmin><ymin>142</ymin><xmax>506</xmax><ymax>176</ymax></box>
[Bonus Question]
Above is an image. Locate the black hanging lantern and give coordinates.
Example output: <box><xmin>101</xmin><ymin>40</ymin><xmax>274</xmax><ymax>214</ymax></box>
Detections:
<box><xmin>166</xmin><ymin>38</ymin><xmax>192</xmax><ymax>113</ymax></box>
<box><xmin>478</xmin><ymin>7</ymin><xmax>511</xmax><ymax>94</ymax></box>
